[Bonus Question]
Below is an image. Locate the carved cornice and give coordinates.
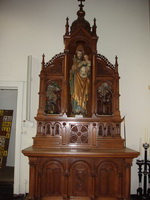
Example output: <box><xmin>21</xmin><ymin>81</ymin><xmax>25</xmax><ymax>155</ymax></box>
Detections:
<box><xmin>97</xmin><ymin>54</ymin><xmax>115</xmax><ymax>70</ymax></box>
<box><xmin>45</xmin><ymin>52</ymin><xmax>65</xmax><ymax>68</ymax></box>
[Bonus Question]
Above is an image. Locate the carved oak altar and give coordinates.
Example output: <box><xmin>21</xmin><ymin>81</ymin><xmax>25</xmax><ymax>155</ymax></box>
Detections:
<box><xmin>22</xmin><ymin>1</ymin><xmax>139</xmax><ymax>200</ymax></box>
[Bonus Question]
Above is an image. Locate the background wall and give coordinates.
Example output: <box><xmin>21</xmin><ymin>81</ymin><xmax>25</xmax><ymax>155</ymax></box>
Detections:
<box><xmin>0</xmin><ymin>0</ymin><xmax>150</xmax><ymax>194</ymax></box>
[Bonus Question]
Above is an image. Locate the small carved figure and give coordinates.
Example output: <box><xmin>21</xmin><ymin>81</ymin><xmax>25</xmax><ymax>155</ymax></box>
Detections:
<box><xmin>97</xmin><ymin>82</ymin><xmax>112</xmax><ymax>115</ymax></box>
<box><xmin>45</xmin><ymin>82</ymin><xmax>61</xmax><ymax>114</ymax></box>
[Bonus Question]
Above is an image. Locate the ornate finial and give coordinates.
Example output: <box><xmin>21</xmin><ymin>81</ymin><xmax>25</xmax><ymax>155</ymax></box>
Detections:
<box><xmin>115</xmin><ymin>56</ymin><xmax>118</xmax><ymax>72</ymax></box>
<box><xmin>92</xmin><ymin>18</ymin><xmax>97</xmax><ymax>36</ymax></box>
<box><xmin>77</xmin><ymin>0</ymin><xmax>85</xmax><ymax>18</ymax></box>
<box><xmin>41</xmin><ymin>54</ymin><xmax>45</xmax><ymax>70</ymax></box>
<box><xmin>65</xmin><ymin>17</ymin><xmax>69</xmax><ymax>35</ymax></box>
<box><xmin>78</xmin><ymin>0</ymin><xmax>85</xmax><ymax>10</ymax></box>
<box><xmin>115</xmin><ymin>56</ymin><xmax>118</xmax><ymax>65</ymax></box>
<box><xmin>78</xmin><ymin>0</ymin><xmax>85</xmax><ymax>6</ymax></box>
<box><xmin>94</xmin><ymin>18</ymin><xmax>96</xmax><ymax>26</ymax></box>
<box><xmin>70</xmin><ymin>0</ymin><xmax>91</xmax><ymax>33</ymax></box>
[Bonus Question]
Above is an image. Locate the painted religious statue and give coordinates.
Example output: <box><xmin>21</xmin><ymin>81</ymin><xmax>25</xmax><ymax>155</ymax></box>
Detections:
<box><xmin>69</xmin><ymin>50</ymin><xmax>91</xmax><ymax>115</ymax></box>
<box><xmin>97</xmin><ymin>82</ymin><xmax>112</xmax><ymax>115</ymax></box>
<box><xmin>45</xmin><ymin>82</ymin><xmax>61</xmax><ymax>114</ymax></box>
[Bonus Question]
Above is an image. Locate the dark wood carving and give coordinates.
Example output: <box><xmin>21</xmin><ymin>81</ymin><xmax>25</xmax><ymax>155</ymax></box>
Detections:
<box><xmin>96</xmin><ymin>160</ymin><xmax>122</xmax><ymax>198</ymax></box>
<box><xmin>69</xmin><ymin>124</ymin><xmax>89</xmax><ymax>144</ymax></box>
<box><xmin>41</xmin><ymin>161</ymin><xmax>64</xmax><ymax>196</ymax></box>
<box><xmin>45</xmin><ymin>53</ymin><xmax>65</xmax><ymax>74</ymax></box>
<box><xmin>69</xmin><ymin>161</ymin><xmax>92</xmax><ymax>197</ymax></box>
<box><xmin>22</xmin><ymin>1</ymin><xmax>139</xmax><ymax>200</ymax></box>
<box><xmin>45</xmin><ymin>81</ymin><xmax>61</xmax><ymax>114</ymax></box>
<box><xmin>97</xmin><ymin>82</ymin><xmax>112</xmax><ymax>115</ymax></box>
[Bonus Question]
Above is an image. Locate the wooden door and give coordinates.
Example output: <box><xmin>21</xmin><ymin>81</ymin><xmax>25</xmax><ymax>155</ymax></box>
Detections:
<box><xmin>41</xmin><ymin>161</ymin><xmax>65</xmax><ymax>198</ymax></box>
<box><xmin>68</xmin><ymin>160</ymin><xmax>93</xmax><ymax>198</ymax></box>
<box><xmin>96</xmin><ymin>160</ymin><xmax>122</xmax><ymax>199</ymax></box>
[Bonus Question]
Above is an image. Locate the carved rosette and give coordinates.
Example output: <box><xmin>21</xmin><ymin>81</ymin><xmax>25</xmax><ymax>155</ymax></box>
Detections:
<box><xmin>69</xmin><ymin>124</ymin><xmax>89</xmax><ymax>144</ymax></box>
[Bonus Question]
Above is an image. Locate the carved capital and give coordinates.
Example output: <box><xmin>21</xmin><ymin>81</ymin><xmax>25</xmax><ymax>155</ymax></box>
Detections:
<box><xmin>29</xmin><ymin>157</ymin><xmax>38</xmax><ymax>166</ymax></box>
<box><xmin>64</xmin><ymin>170</ymin><xmax>69</xmax><ymax>177</ymax></box>
<box><xmin>125</xmin><ymin>159</ymin><xmax>133</xmax><ymax>168</ymax></box>
<box><xmin>91</xmin><ymin>170</ymin><xmax>97</xmax><ymax>177</ymax></box>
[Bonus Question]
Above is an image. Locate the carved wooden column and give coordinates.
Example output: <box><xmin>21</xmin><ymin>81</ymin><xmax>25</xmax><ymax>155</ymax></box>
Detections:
<box><xmin>113</xmin><ymin>56</ymin><xmax>120</xmax><ymax>117</ymax></box>
<box><xmin>123</xmin><ymin>159</ymin><xmax>133</xmax><ymax>200</ymax></box>
<box><xmin>92</xmin><ymin>123</ymin><xmax>97</xmax><ymax>146</ymax></box>
<box><xmin>62</xmin><ymin>52</ymin><xmax>68</xmax><ymax>114</ymax></box>
<box><xmin>37</xmin><ymin>54</ymin><xmax>46</xmax><ymax>117</ymax></box>
<box><xmin>91</xmin><ymin>166</ymin><xmax>97</xmax><ymax>200</ymax></box>
<box><xmin>63</xmin><ymin>159</ymin><xmax>69</xmax><ymax>200</ymax></box>
<box><xmin>28</xmin><ymin>157</ymin><xmax>38</xmax><ymax>200</ymax></box>
<box><xmin>92</xmin><ymin>53</ymin><xmax>96</xmax><ymax>116</ymax></box>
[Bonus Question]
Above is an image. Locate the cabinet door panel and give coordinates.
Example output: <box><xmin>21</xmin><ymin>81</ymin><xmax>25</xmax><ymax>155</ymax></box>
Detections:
<box><xmin>96</xmin><ymin>161</ymin><xmax>122</xmax><ymax>198</ymax></box>
<box><xmin>68</xmin><ymin>161</ymin><xmax>93</xmax><ymax>197</ymax></box>
<box><xmin>41</xmin><ymin>161</ymin><xmax>64</xmax><ymax>197</ymax></box>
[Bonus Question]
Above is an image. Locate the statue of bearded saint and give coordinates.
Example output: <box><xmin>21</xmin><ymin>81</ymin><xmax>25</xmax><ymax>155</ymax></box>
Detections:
<box><xmin>69</xmin><ymin>50</ymin><xmax>91</xmax><ymax>115</ymax></box>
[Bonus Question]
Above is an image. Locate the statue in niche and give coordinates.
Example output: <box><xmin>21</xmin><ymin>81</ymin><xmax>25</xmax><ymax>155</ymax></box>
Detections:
<box><xmin>45</xmin><ymin>82</ymin><xmax>61</xmax><ymax>114</ymax></box>
<box><xmin>97</xmin><ymin>82</ymin><xmax>112</xmax><ymax>115</ymax></box>
<box><xmin>69</xmin><ymin>50</ymin><xmax>91</xmax><ymax>115</ymax></box>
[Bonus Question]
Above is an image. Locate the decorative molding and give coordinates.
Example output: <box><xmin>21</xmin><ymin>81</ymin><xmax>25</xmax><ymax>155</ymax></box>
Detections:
<box><xmin>97</xmin><ymin>54</ymin><xmax>115</xmax><ymax>69</ymax></box>
<box><xmin>45</xmin><ymin>52</ymin><xmax>65</xmax><ymax>67</ymax></box>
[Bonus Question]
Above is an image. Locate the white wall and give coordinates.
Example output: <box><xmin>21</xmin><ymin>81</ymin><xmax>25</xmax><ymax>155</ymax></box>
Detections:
<box><xmin>0</xmin><ymin>0</ymin><xmax>150</xmax><ymax>194</ymax></box>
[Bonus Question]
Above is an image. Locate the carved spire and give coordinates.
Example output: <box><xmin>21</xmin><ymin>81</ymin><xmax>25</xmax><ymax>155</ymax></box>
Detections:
<box><xmin>41</xmin><ymin>54</ymin><xmax>45</xmax><ymax>70</ymax></box>
<box><xmin>65</xmin><ymin>17</ymin><xmax>69</xmax><ymax>35</ymax></box>
<box><xmin>115</xmin><ymin>56</ymin><xmax>118</xmax><ymax>72</ymax></box>
<box><xmin>70</xmin><ymin>0</ymin><xmax>91</xmax><ymax>33</ymax></box>
<box><xmin>92</xmin><ymin>18</ymin><xmax>97</xmax><ymax>36</ymax></box>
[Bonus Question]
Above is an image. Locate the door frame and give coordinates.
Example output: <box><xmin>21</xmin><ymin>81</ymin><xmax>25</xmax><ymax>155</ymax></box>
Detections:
<box><xmin>0</xmin><ymin>81</ymin><xmax>24</xmax><ymax>194</ymax></box>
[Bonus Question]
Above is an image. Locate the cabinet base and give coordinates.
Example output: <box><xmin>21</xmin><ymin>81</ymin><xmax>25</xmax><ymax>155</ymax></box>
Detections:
<box><xmin>25</xmin><ymin>196</ymin><xmax>126</xmax><ymax>200</ymax></box>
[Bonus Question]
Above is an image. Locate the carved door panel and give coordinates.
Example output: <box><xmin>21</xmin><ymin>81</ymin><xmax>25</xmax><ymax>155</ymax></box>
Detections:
<box><xmin>68</xmin><ymin>161</ymin><xmax>93</xmax><ymax>198</ymax></box>
<box><xmin>96</xmin><ymin>161</ymin><xmax>122</xmax><ymax>199</ymax></box>
<box><xmin>40</xmin><ymin>161</ymin><xmax>65</xmax><ymax>197</ymax></box>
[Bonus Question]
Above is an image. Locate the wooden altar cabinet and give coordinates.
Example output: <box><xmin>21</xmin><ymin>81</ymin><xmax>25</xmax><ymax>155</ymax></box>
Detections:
<box><xmin>22</xmin><ymin>1</ymin><xmax>139</xmax><ymax>200</ymax></box>
<box><xmin>23</xmin><ymin>147</ymin><xmax>138</xmax><ymax>200</ymax></box>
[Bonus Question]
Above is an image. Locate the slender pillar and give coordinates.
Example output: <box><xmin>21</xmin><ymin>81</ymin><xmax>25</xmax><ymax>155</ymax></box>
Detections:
<box><xmin>28</xmin><ymin>157</ymin><xmax>38</xmax><ymax>200</ymax></box>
